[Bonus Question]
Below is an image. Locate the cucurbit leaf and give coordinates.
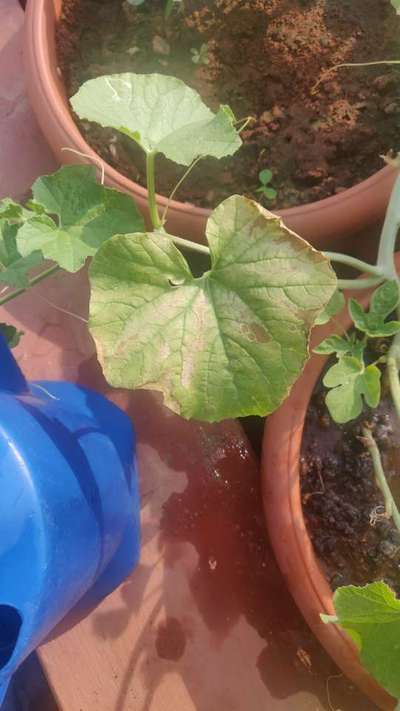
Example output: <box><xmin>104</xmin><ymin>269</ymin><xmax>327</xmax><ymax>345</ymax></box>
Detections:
<box><xmin>17</xmin><ymin>165</ymin><xmax>144</xmax><ymax>272</ymax></box>
<box><xmin>314</xmin><ymin>288</ymin><xmax>345</xmax><ymax>325</ymax></box>
<box><xmin>71</xmin><ymin>73</ymin><xmax>242</xmax><ymax>166</ymax></box>
<box><xmin>89</xmin><ymin>195</ymin><xmax>336</xmax><ymax>421</ymax></box>
<box><xmin>324</xmin><ymin>582</ymin><xmax>400</xmax><ymax>699</ymax></box>
<box><xmin>370</xmin><ymin>280</ymin><xmax>399</xmax><ymax>318</ymax></box>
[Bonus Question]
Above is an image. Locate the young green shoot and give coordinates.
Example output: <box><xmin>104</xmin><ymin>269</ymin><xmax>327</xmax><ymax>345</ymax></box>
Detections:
<box><xmin>164</xmin><ymin>0</ymin><xmax>183</xmax><ymax>19</ymax></box>
<box><xmin>190</xmin><ymin>44</ymin><xmax>209</xmax><ymax>66</ymax></box>
<box><xmin>256</xmin><ymin>169</ymin><xmax>277</xmax><ymax>201</ymax></box>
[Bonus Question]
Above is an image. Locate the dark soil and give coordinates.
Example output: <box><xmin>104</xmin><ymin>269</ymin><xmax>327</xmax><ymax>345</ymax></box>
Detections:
<box><xmin>57</xmin><ymin>0</ymin><xmax>400</xmax><ymax>210</ymax></box>
<box><xmin>301</xmin><ymin>380</ymin><xmax>400</xmax><ymax>595</ymax></box>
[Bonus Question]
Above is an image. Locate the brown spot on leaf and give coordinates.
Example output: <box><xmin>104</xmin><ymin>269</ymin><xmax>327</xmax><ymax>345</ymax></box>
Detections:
<box><xmin>242</xmin><ymin>323</ymin><xmax>270</xmax><ymax>343</ymax></box>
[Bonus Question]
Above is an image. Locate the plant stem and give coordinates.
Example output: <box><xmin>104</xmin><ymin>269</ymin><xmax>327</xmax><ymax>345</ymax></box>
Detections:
<box><xmin>172</xmin><ymin>235</ymin><xmax>210</xmax><ymax>256</ymax></box>
<box><xmin>387</xmin><ymin>329</ymin><xmax>400</xmax><ymax>421</ymax></box>
<box><xmin>153</xmin><ymin>231</ymin><xmax>210</xmax><ymax>256</ymax></box>
<box><xmin>146</xmin><ymin>152</ymin><xmax>161</xmax><ymax>230</ymax></box>
<box><xmin>0</xmin><ymin>264</ymin><xmax>59</xmax><ymax>308</ymax></box>
<box><xmin>362</xmin><ymin>426</ymin><xmax>400</xmax><ymax>533</ymax></box>
<box><xmin>161</xmin><ymin>156</ymin><xmax>202</xmax><ymax>224</ymax></box>
<box><xmin>377</xmin><ymin>174</ymin><xmax>400</xmax><ymax>278</ymax></box>
<box><xmin>337</xmin><ymin>276</ymin><xmax>384</xmax><ymax>290</ymax></box>
<box><xmin>323</xmin><ymin>252</ymin><xmax>382</xmax><ymax>276</ymax></box>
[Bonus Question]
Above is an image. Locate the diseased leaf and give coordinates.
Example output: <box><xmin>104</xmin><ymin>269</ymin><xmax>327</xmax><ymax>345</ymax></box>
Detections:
<box><xmin>89</xmin><ymin>195</ymin><xmax>336</xmax><ymax>421</ymax></box>
<box><xmin>0</xmin><ymin>323</ymin><xmax>23</xmax><ymax>348</ymax></box>
<box><xmin>71</xmin><ymin>73</ymin><xmax>242</xmax><ymax>166</ymax></box>
<box><xmin>323</xmin><ymin>582</ymin><xmax>400</xmax><ymax>698</ymax></box>
<box><xmin>17</xmin><ymin>165</ymin><xmax>144</xmax><ymax>272</ymax></box>
<box><xmin>314</xmin><ymin>289</ymin><xmax>345</xmax><ymax>325</ymax></box>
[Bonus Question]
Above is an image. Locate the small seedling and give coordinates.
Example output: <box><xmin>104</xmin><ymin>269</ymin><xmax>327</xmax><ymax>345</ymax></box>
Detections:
<box><xmin>190</xmin><ymin>43</ymin><xmax>209</xmax><ymax>66</ymax></box>
<box><xmin>164</xmin><ymin>0</ymin><xmax>183</xmax><ymax>19</ymax></box>
<box><xmin>256</xmin><ymin>169</ymin><xmax>277</xmax><ymax>201</ymax></box>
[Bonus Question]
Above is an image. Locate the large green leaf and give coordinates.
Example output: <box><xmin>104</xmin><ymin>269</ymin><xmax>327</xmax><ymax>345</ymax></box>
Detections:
<box><xmin>71</xmin><ymin>73</ymin><xmax>242</xmax><ymax>166</ymax></box>
<box><xmin>322</xmin><ymin>581</ymin><xmax>400</xmax><ymax>699</ymax></box>
<box><xmin>17</xmin><ymin>165</ymin><xmax>144</xmax><ymax>272</ymax></box>
<box><xmin>89</xmin><ymin>196</ymin><xmax>336</xmax><ymax>421</ymax></box>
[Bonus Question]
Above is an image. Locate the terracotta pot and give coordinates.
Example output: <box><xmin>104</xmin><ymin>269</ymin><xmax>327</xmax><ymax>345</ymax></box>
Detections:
<box><xmin>261</xmin><ymin>263</ymin><xmax>400</xmax><ymax>710</ymax></box>
<box><xmin>25</xmin><ymin>0</ymin><xmax>397</xmax><ymax>246</ymax></box>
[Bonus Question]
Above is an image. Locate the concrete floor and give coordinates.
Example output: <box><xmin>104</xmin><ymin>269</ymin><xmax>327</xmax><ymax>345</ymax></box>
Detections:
<box><xmin>0</xmin><ymin>0</ymin><xmax>57</xmax><ymax>709</ymax></box>
<box><xmin>0</xmin><ymin>0</ymin><xmax>55</xmax><ymax>203</ymax></box>
<box><xmin>2</xmin><ymin>656</ymin><xmax>57</xmax><ymax>711</ymax></box>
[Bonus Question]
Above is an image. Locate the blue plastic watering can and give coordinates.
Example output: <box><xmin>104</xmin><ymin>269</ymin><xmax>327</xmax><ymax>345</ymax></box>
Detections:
<box><xmin>0</xmin><ymin>336</ymin><xmax>140</xmax><ymax>706</ymax></box>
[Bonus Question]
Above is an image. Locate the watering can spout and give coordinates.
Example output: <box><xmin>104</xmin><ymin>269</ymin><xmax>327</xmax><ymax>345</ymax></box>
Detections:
<box><xmin>0</xmin><ymin>335</ymin><xmax>27</xmax><ymax>394</ymax></box>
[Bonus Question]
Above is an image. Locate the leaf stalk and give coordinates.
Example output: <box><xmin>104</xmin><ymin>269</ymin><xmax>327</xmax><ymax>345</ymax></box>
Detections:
<box><xmin>146</xmin><ymin>152</ymin><xmax>162</xmax><ymax>230</ymax></box>
<box><xmin>0</xmin><ymin>264</ymin><xmax>59</xmax><ymax>308</ymax></box>
<box><xmin>362</xmin><ymin>426</ymin><xmax>400</xmax><ymax>533</ymax></box>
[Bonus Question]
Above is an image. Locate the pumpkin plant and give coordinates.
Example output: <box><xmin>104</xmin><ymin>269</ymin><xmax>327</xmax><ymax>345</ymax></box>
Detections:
<box><xmin>0</xmin><ymin>71</ymin><xmax>399</xmax><ymax>700</ymax></box>
<box><xmin>0</xmin><ymin>73</ymin><xmax>336</xmax><ymax>423</ymax></box>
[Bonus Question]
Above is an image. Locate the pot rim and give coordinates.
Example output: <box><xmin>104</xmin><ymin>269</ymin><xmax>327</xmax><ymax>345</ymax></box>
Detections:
<box><xmin>262</xmin><ymin>278</ymin><xmax>399</xmax><ymax>710</ymax></box>
<box><xmin>25</xmin><ymin>0</ymin><xmax>396</xmax><ymax>224</ymax></box>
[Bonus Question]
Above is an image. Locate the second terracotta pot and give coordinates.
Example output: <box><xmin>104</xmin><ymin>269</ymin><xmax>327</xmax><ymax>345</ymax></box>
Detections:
<box><xmin>25</xmin><ymin>0</ymin><xmax>396</xmax><ymax>247</ymax></box>
<box><xmin>261</xmin><ymin>266</ymin><xmax>400</xmax><ymax>710</ymax></box>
